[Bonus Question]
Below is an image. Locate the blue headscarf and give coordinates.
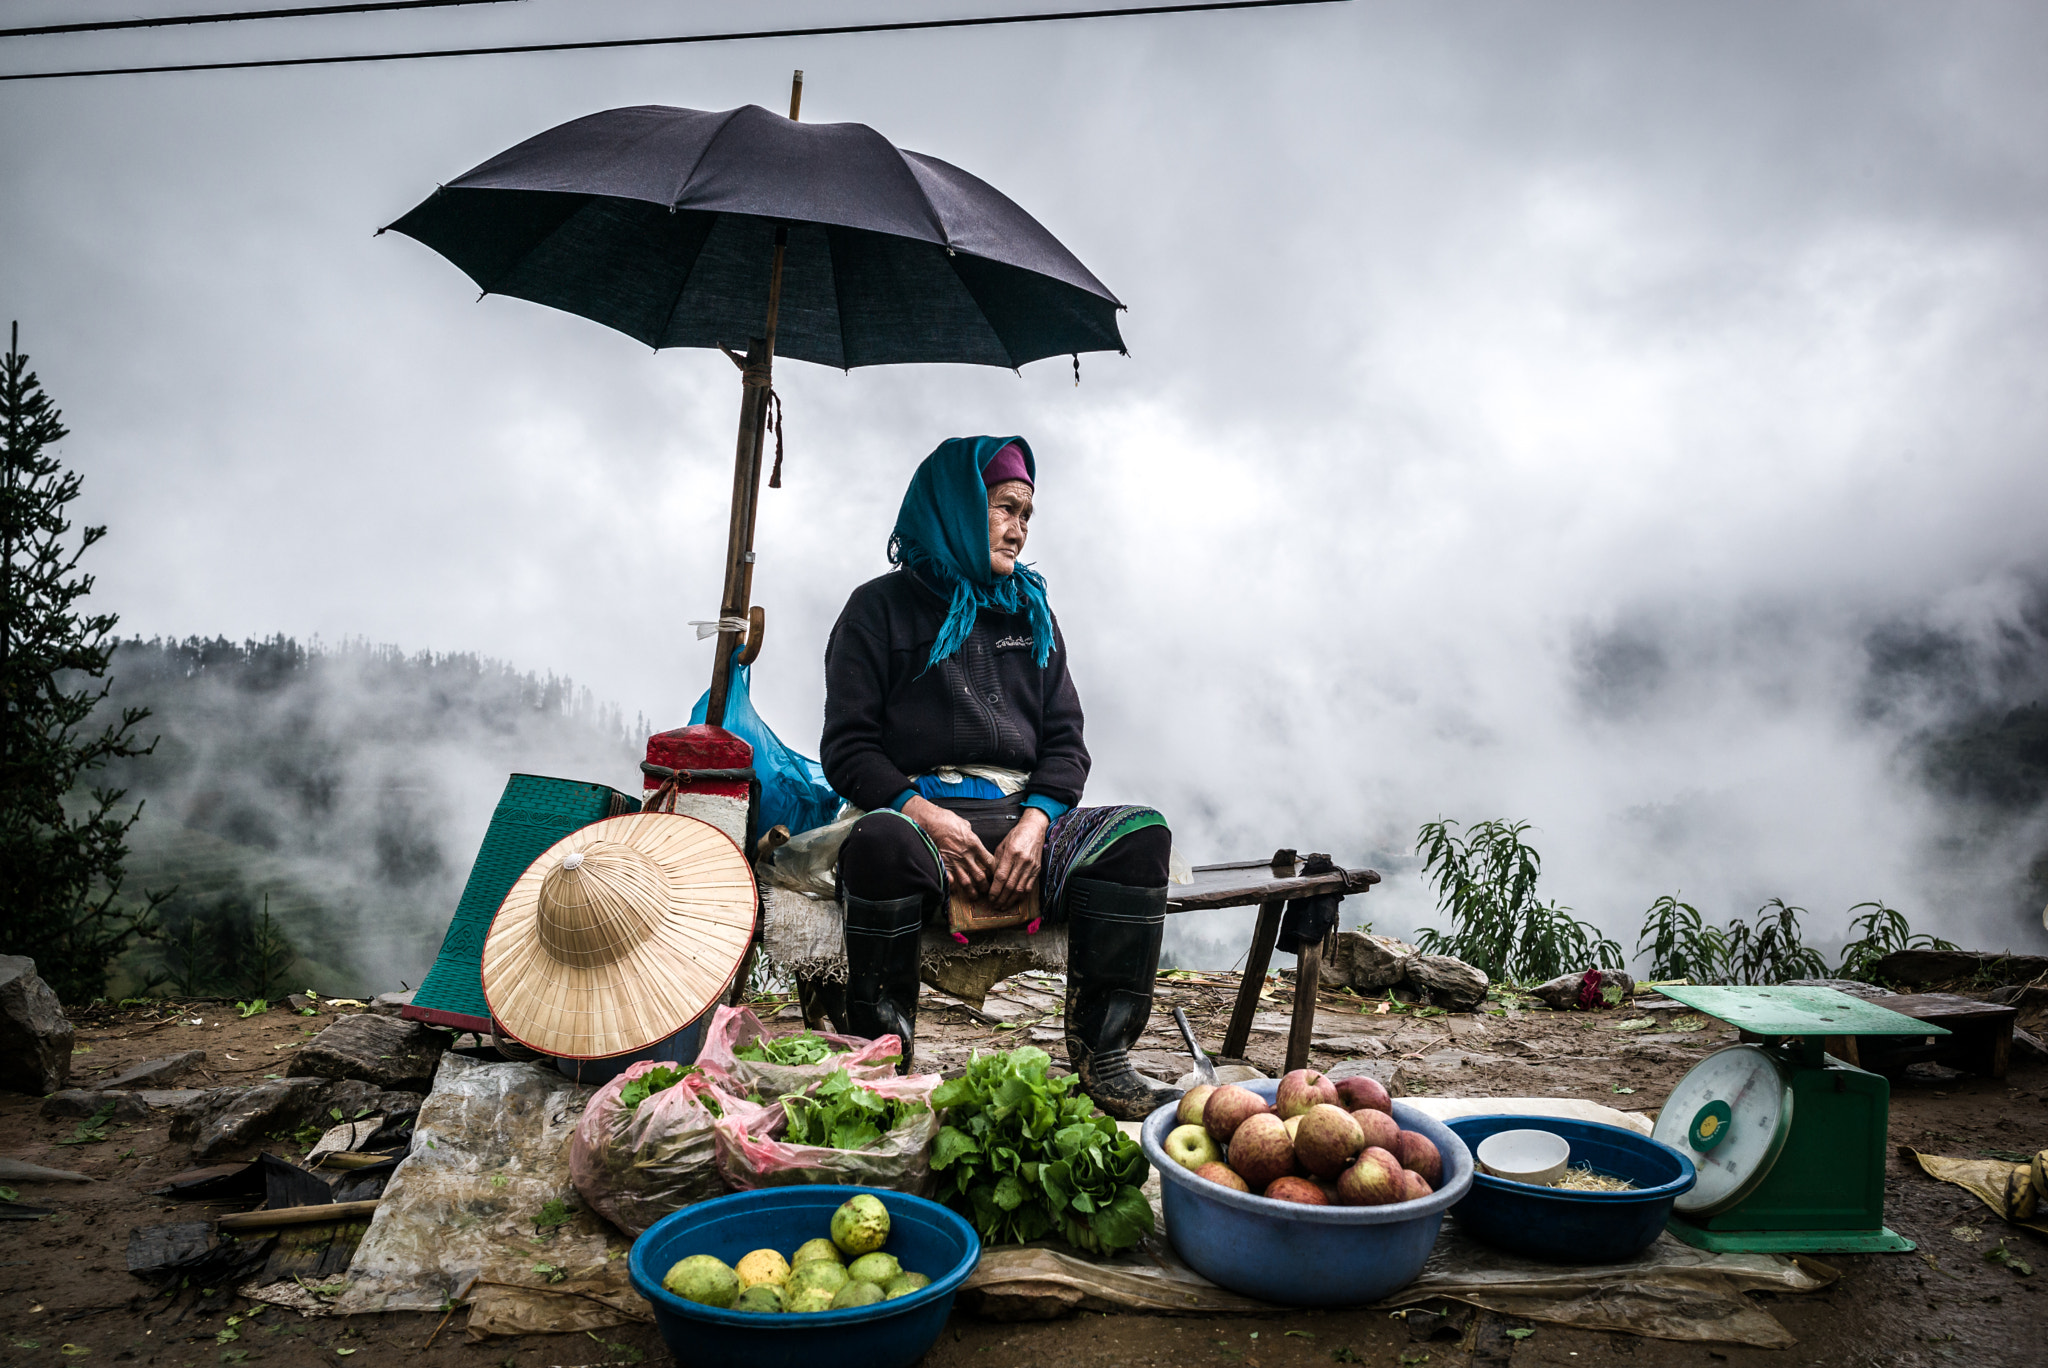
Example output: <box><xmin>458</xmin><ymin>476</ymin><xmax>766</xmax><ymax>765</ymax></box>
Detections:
<box><xmin>889</xmin><ymin>435</ymin><xmax>1056</xmax><ymax>673</ymax></box>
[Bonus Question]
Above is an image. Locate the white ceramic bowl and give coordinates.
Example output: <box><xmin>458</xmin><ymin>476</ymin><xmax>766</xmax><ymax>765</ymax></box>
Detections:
<box><xmin>1475</xmin><ymin>1128</ymin><xmax>1570</xmax><ymax>1186</ymax></box>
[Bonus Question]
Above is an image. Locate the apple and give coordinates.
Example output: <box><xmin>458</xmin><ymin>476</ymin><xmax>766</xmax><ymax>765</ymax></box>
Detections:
<box><xmin>1391</xmin><ymin>1130</ymin><xmax>1443</xmax><ymax>1186</ymax></box>
<box><xmin>1283</xmin><ymin>1115</ymin><xmax>1303</xmax><ymax>1142</ymax></box>
<box><xmin>1262</xmin><ymin>1175</ymin><xmax>1329</xmax><ymax>1205</ymax></box>
<box><xmin>1202</xmin><ymin>1085</ymin><xmax>1271</xmax><ymax>1144</ymax></box>
<box><xmin>1176</xmin><ymin>1083</ymin><xmax>1217</xmax><ymax>1128</ymax></box>
<box><xmin>1336</xmin><ymin>1152</ymin><xmax>1400</xmax><ymax>1205</ymax></box>
<box><xmin>1334</xmin><ymin>1075</ymin><xmax>1392</xmax><ymax>1115</ymax></box>
<box><xmin>1194</xmin><ymin>1162</ymin><xmax>1249</xmax><ymax>1192</ymax></box>
<box><xmin>1164</xmin><ymin>1123</ymin><xmax>1221</xmax><ymax>1170</ymax></box>
<box><xmin>1398</xmin><ymin>1169</ymin><xmax>1434</xmax><ymax>1201</ymax></box>
<box><xmin>1275</xmin><ymin>1068</ymin><xmax>1339</xmax><ymax>1119</ymax></box>
<box><xmin>1359</xmin><ymin>1145</ymin><xmax>1405</xmax><ymax>1186</ymax></box>
<box><xmin>1294</xmin><ymin>1103</ymin><xmax>1366</xmax><ymax>1179</ymax></box>
<box><xmin>1352</xmin><ymin>1107</ymin><xmax>1402</xmax><ymax>1151</ymax></box>
<box><xmin>1226</xmin><ymin>1113</ymin><xmax>1297</xmax><ymax>1191</ymax></box>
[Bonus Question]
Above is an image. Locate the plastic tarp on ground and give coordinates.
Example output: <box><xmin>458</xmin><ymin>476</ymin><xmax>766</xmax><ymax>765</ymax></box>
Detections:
<box><xmin>958</xmin><ymin>1115</ymin><xmax>1834</xmax><ymax>1348</ymax></box>
<box><xmin>249</xmin><ymin>1053</ymin><xmax>650</xmax><ymax>1341</ymax></box>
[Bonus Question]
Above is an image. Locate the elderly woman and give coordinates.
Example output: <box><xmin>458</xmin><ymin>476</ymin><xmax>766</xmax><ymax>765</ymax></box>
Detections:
<box><xmin>821</xmin><ymin>435</ymin><xmax>1177</xmax><ymax>1120</ymax></box>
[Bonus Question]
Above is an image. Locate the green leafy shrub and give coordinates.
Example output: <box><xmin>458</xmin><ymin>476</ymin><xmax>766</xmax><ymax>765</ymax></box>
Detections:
<box><xmin>1636</xmin><ymin>894</ymin><xmax>1728</xmax><ymax>982</ymax></box>
<box><xmin>1836</xmin><ymin>900</ymin><xmax>1956</xmax><ymax>981</ymax></box>
<box><xmin>1412</xmin><ymin>819</ymin><xmax>1621</xmax><ymax>981</ymax></box>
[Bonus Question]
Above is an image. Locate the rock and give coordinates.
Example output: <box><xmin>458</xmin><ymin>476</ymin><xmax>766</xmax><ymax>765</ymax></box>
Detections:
<box><xmin>1324</xmin><ymin>1057</ymin><xmax>1407</xmax><ymax>1098</ymax></box>
<box><xmin>1322</xmin><ymin>931</ymin><xmax>1417</xmax><ymax>991</ymax></box>
<box><xmin>369</xmin><ymin>990</ymin><xmax>415</xmax><ymax>1018</ymax></box>
<box><xmin>168</xmin><ymin>1075</ymin><xmax>427</xmax><ymax>1161</ymax></box>
<box><xmin>1866</xmin><ymin>949</ymin><xmax>2048</xmax><ymax>988</ymax></box>
<box><xmin>1402</xmin><ymin>954</ymin><xmax>1490</xmax><ymax>1010</ymax></box>
<box><xmin>97</xmin><ymin>1050</ymin><xmax>207</xmax><ymax>1090</ymax></box>
<box><xmin>0</xmin><ymin>956</ymin><xmax>74</xmax><ymax>1095</ymax></box>
<box><xmin>40</xmin><ymin>1089</ymin><xmax>152</xmax><ymax>1123</ymax></box>
<box><xmin>288</xmin><ymin>1012</ymin><xmax>450</xmax><ymax>1092</ymax></box>
<box><xmin>1531</xmin><ymin>968</ymin><xmax>1635</xmax><ymax>1011</ymax></box>
<box><xmin>170</xmin><ymin>1078</ymin><xmax>333</xmax><ymax>1159</ymax></box>
<box><xmin>286</xmin><ymin>993</ymin><xmax>316</xmax><ymax>1012</ymax></box>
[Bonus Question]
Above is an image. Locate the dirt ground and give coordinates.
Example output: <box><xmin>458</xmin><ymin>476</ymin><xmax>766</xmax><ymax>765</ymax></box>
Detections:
<box><xmin>2</xmin><ymin>974</ymin><xmax>2042</xmax><ymax>1368</ymax></box>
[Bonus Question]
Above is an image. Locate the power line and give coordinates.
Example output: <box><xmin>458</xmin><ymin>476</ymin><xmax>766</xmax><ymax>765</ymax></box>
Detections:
<box><xmin>0</xmin><ymin>0</ymin><xmax>1352</xmax><ymax>83</ymax></box>
<box><xmin>1</xmin><ymin>1</ymin><xmax>525</xmax><ymax>42</ymax></box>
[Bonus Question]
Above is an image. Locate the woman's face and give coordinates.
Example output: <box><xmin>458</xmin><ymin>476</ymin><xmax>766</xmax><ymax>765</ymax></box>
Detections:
<box><xmin>987</xmin><ymin>479</ymin><xmax>1033</xmax><ymax>576</ymax></box>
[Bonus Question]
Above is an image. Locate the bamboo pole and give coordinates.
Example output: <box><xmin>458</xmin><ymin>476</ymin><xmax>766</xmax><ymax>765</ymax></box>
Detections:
<box><xmin>704</xmin><ymin>71</ymin><xmax>803</xmax><ymax>727</ymax></box>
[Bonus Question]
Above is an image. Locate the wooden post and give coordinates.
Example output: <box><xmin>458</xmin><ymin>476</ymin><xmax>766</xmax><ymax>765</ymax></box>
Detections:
<box><xmin>1221</xmin><ymin>849</ymin><xmax>1297</xmax><ymax>1060</ymax></box>
<box><xmin>704</xmin><ymin>72</ymin><xmax>804</xmax><ymax>726</ymax></box>
<box><xmin>1285</xmin><ymin>937</ymin><xmax>1321</xmax><ymax>1074</ymax></box>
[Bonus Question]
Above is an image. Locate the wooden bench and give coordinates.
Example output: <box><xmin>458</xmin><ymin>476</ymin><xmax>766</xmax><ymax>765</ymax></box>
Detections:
<box><xmin>1832</xmin><ymin>992</ymin><xmax>2019</xmax><ymax>1080</ymax></box>
<box><xmin>774</xmin><ymin>847</ymin><xmax>1381</xmax><ymax>1077</ymax></box>
<box><xmin>1173</xmin><ymin>849</ymin><xmax>1382</xmax><ymax>1075</ymax></box>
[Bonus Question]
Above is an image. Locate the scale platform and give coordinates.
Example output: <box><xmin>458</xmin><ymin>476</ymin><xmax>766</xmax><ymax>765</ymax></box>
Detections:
<box><xmin>1652</xmin><ymin>984</ymin><xmax>1948</xmax><ymax>1255</ymax></box>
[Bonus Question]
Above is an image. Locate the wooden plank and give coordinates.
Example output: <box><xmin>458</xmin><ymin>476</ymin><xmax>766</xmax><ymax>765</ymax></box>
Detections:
<box><xmin>216</xmin><ymin>1200</ymin><xmax>381</xmax><ymax>1232</ymax></box>
<box><xmin>1170</xmin><ymin>868</ymin><xmax>1360</xmax><ymax>912</ymax></box>
<box><xmin>1881</xmin><ymin>993</ymin><xmax>2019</xmax><ymax>1024</ymax></box>
<box><xmin>1285</xmin><ymin>937</ymin><xmax>1323</xmax><ymax>1074</ymax></box>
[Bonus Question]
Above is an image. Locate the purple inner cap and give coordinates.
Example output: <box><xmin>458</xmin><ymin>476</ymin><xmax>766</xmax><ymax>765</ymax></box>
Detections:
<box><xmin>982</xmin><ymin>442</ymin><xmax>1032</xmax><ymax>489</ymax></box>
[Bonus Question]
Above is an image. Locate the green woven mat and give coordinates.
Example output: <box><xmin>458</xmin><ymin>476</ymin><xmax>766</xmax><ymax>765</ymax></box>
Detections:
<box><xmin>405</xmin><ymin>773</ymin><xmax>639</xmax><ymax>1031</ymax></box>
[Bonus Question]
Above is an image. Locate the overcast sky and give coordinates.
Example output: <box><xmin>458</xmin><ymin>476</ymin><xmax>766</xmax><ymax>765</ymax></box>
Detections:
<box><xmin>6</xmin><ymin>1</ymin><xmax>2047</xmax><ymax>966</ymax></box>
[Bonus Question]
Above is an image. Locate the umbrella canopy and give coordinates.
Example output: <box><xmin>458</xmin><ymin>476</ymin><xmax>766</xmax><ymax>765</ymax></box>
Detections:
<box><xmin>383</xmin><ymin>103</ymin><xmax>1125</xmax><ymax>369</ymax></box>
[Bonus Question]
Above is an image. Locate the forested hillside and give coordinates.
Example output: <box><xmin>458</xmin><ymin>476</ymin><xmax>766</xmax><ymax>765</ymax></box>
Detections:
<box><xmin>93</xmin><ymin>636</ymin><xmax>642</xmax><ymax>997</ymax></box>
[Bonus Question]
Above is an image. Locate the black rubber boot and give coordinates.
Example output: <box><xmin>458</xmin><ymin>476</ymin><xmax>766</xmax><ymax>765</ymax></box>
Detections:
<box><xmin>843</xmin><ymin>891</ymin><xmax>925</xmax><ymax>1066</ymax></box>
<box><xmin>1062</xmin><ymin>877</ymin><xmax>1181</xmax><ymax>1121</ymax></box>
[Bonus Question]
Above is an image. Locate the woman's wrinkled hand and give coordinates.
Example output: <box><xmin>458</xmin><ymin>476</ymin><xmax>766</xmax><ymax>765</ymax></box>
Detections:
<box><xmin>988</xmin><ymin>807</ymin><xmax>1049</xmax><ymax>911</ymax></box>
<box><xmin>903</xmin><ymin>796</ymin><xmax>992</xmax><ymax>900</ymax></box>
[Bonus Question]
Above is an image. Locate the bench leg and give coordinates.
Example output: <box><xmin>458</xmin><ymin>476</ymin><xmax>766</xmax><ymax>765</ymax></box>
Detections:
<box><xmin>1223</xmin><ymin>898</ymin><xmax>1285</xmax><ymax>1060</ymax></box>
<box><xmin>1285</xmin><ymin>936</ymin><xmax>1323</xmax><ymax>1074</ymax></box>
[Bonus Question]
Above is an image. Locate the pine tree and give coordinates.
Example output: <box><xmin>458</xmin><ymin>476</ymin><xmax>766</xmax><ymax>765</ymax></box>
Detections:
<box><xmin>0</xmin><ymin>323</ymin><xmax>164</xmax><ymax>1002</ymax></box>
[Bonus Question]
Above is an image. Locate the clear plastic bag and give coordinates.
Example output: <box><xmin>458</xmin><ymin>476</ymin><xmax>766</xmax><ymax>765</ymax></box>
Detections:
<box><xmin>569</xmin><ymin>1061</ymin><xmax>729</xmax><ymax>1237</ymax></box>
<box><xmin>710</xmin><ymin>1074</ymin><xmax>942</xmax><ymax>1195</ymax></box>
<box><xmin>695</xmin><ymin>1004</ymin><xmax>902</xmax><ymax>1100</ymax></box>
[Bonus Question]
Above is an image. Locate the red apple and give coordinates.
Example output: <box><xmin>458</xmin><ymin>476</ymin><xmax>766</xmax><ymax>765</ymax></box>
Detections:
<box><xmin>1391</xmin><ymin>1130</ymin><xmax>1443</xmax><ymax>1186</ymax></box>
<box><xmin>1194</xmin><ymin>1162</ymin><xmax>1249</xmax><ymax>1192</ymax></box>
<box><xmin>1334</xmin><ymin>1074</ymin><xmax>1392</xmax><ymax>1114</ymax></box>
<box><xmin>1275</xmin><ymin>1068</ymin><xmax>1339</xmax><ymax>1119</ymax></box>
<box><xmin>1202</xmin><ymin>1085</ymin><xmax>1272</xmax><ymax>1144</ymax></box>
<box><xmin>1227</xmin><ymin>1112</ymin><xmax>1297</xmax><ymax>1191</ymax></box>
<box><xmin>1294</xmin><ymin>1103</ymin><xmax>1366</xmax><ymax>1179</ymax></box>
<box><xmin>1398</xmin><ymin>1169</ymin><xmax>1434</xmax><ymax>1201</ymax></box>
<box><xmin>1263</xmin><ymin>1175</ymin><xmax>1329</xmax><ymax>1205</ymax></box>
<box><xmin>1335</xmin><ymin>1153</ymin><xmax>1400</xmax><ymax>1205</ymax></box>
<box><xmin>1352</xmin><ymin>1106</ymin><xmax>1401</xmax><ymax>1151</ymax></box>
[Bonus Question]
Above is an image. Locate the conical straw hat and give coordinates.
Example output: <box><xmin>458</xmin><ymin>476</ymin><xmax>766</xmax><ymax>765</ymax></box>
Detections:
<box><xmin>481</xmin><ymin>811</ymin><xmax>756</xmax><ymax>1059</ymax></box>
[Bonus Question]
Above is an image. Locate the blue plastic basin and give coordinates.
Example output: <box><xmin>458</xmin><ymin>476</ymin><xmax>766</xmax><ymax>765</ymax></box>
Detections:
<box><xmin>1141</xmin><ymin>1080</ymin><xmax>1474</xmax><ymax>1306</ymax></box>
<box><xmin>628</xmin><ymin>1185</ymin><xmax>980</xmax><ymax>1368</ymax></box>
<box><xmin>1444</xmin><ymin>1115</ymin><xmax>1696</xmax><ymax>1264</ymax></box>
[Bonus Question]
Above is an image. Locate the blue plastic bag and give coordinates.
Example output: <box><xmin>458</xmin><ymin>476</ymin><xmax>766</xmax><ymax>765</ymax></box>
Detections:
<box><xmin>689</xmin><ymin>655</ymin><xmax>842</xmax><ymax>838</ymax></box>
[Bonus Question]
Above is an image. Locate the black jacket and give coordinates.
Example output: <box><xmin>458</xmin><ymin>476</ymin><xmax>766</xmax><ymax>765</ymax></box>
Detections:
<box><xmin>820</xmin><ymin>569</ymin><xmax>1090</xmax><ymax>812</ymax></box>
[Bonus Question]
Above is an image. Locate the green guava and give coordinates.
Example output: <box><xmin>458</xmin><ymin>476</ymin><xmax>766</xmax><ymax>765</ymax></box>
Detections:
<box><xmin>786</xmin><ymin>1259</ymin><xmax>849</xmax><ymax>1298</ymax></box>
<box><xmin>883</xmin><ymin>1271</ymin><xmax>931</xmax><ymax>1300</ymax></box>
<box><xmin>791</xmin><ymin>1237</ymin><xmax>843</xmax><ymax>1267</ymax></box>
<box><xmin>846</xmin><ymin>1252</ymin><xmax>901</xmax><ymax>1285</ymax></box>
<box><xmin>661</xmin><ymin>1254</ymin><xmax>739</xmax><ymax>1308</ymax></box>
<box><xmin>830</xmin><ymin>1194</ymin><xmax>890</xmax><ymax>1257</ymax></box>
<box><xmin>785</xmin><ymin>1284</ymin><xmax>837</xmax><ymax>1314</ymax></box>
<box><xmin>733</xmin><ymin>1284</ymin><xmax>785</xmax><ymax>1314</ymax></box>
<box><xmin>829</xmin><ymin>1280</ymin><xmax>885</xmax><ymax>1310</ymax></box>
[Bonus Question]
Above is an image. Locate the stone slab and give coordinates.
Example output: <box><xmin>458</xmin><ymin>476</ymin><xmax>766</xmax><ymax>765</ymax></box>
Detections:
<box><xmin>0</xmin><ymin>955</ymin><xmax>73</xmax><ymax>1096</ymax></box>
<box><xmin>287</xmin><ymin>1013</ymin><xmax>450</xmax><ymax>1092</ymax></box>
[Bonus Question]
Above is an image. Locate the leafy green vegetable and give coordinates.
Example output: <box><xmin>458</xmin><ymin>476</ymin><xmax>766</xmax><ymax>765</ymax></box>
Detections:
<box><xmin>734</xmin><ymin>1033</ymin><xmax>835</xmax><ymax>1066</ymax></box>
<box><xmin>928</xmin><ymin>1047</ymin><xmax>1153</xmax><ymax>1256</ymax></box>
<box><xmin>782</xmin><ymin>1069</ymin><xmax>927</xmax><ymax>1151</ymax></box>
<box><xmin>619</xmin><ymin>1064</ymin><xmax>715</xmax><ymax>1114</ymax></box>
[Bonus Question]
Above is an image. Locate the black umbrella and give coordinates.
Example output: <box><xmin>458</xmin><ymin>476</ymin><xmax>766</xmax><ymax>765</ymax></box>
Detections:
<box><xmin>383</xmin><ymin>77</ymin><xmax>1125</xmax><ymax>722</ymax></box>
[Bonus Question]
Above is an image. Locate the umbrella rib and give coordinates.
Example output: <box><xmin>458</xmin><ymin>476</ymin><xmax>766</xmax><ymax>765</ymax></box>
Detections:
<box><xmin>947</xmin><ymin>254</ymin><xmax>1023</xmax><ymax>370</ymax></box>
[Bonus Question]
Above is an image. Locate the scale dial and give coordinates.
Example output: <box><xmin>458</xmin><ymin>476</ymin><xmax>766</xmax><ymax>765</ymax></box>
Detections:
<box><xmin>1654</xmin><ymin>1043</ymin><xmax>1795</xmax><ymax>1217</ymax></box>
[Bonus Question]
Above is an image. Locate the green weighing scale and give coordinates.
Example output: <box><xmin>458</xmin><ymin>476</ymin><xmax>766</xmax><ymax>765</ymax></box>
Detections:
<box><xmin>1651</xmin><ymin>984</ymin><xmax>1947</xmax><ymax>1254</ymax></box>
